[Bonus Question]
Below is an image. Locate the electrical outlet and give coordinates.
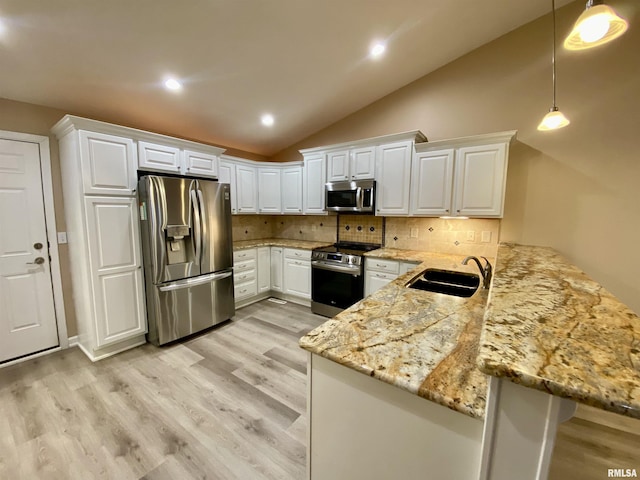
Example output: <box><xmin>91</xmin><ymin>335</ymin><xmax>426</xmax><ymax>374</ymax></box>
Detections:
<box><xmin>467</xmin><ymin>231</ymin><xmax>475</xmax><ymax>242</ymax></box>
<box><xmin>481</xmin><ymin>231</ymin><xmax>492</xmax><ymax>243</ymax></box>
<box><xmin>57</xmin><ymin>232</ymin><xmax>68</xmax><ymax>244</ymax></box>
<box><xmin>410</xmin><ymin>228</ymin><xmax>418</xmax><ymax>238</ymax></box>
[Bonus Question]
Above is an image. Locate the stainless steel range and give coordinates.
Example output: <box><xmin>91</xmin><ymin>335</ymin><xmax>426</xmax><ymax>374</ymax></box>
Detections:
<box><xmin>311</xmin><ymin>242</ymin><xmax>381</xmax><ymax>318</ymax></box>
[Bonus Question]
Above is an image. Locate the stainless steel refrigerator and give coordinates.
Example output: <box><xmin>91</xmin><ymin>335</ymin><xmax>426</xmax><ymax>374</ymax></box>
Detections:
<box><xmin>138</xmin><ymin>175</ymin><xmax>234</xmax><ymax>345</ymax></box>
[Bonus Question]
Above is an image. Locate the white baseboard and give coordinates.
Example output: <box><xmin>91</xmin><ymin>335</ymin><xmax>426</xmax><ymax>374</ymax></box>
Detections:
<box><xmin>67</xmin><ymin>335</ymin><xmax>79</xmax><ymax>347</ymax></box>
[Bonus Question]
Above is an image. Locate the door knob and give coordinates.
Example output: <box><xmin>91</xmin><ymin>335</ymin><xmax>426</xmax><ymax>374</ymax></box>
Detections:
<box><xmin>33</xmin><ymin>242</ymin><xmax>43</xmax><ymax>249</ymax></box>
<box><xmin>27</xmin><ymin>257</ymin><xmax>45</xmax><ymax>265</ymax></box>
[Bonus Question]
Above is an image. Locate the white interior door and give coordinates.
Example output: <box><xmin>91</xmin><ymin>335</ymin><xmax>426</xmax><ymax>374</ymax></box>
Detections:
<box><xmin>0</xmin><ymin>139</ymin><xmax>59</xmax><ymax>363</ymax></box>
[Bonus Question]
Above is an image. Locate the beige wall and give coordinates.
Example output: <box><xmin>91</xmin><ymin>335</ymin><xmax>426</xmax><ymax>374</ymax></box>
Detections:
<box><xmin>272</xmin><ymin>0</ymin><xmax>640</xmax><ymax>314</ymax></box>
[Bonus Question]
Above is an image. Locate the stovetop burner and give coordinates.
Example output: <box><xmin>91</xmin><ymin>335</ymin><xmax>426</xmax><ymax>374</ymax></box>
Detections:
<box><xmin>314</xmin><ymin>242</ymin><xmax>382</xmax><ymax>256</ymax></box>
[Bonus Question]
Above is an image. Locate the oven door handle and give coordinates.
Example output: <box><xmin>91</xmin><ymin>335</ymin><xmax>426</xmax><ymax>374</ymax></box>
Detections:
<box><xmin>311</xmin><ymin>260</ymin><xmax>362</xmax><ymax>275</ymax></box>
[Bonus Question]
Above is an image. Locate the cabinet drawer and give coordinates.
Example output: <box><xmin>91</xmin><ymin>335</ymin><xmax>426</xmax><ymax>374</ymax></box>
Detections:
<box><xmin>235</xmin><ymin>280</ymin><xmax>257</xmax><ymax>301</ymax></box>
<box><xmin>366</xmin><ymin>258</ymin><xmax>400</xmax><ymax>274</ymax></box>
<box><xmin>233</xmin><ymin>248</ymin><xmax>257</xmax><ymax>262</ymax></box>
<box><xmin>234</xmin><ymin>269</ymin><xmax>256</xmax><ymax>284</ymax></box>
<box><xmin>234</xmin><ymin>259</ymin><xmax>256</xmax><ymax>272</ymax></box>
<box><xmin>284</xmin><ymin>248</ymin><xmax>311</xmax><ymax>260</ymax></box>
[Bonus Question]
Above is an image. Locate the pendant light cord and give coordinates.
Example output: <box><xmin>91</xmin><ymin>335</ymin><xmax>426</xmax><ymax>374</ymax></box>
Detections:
<box><xmin>552</xmin><ymin>0</ymin><xmax>557</xmax><ymax>109</ymax></box>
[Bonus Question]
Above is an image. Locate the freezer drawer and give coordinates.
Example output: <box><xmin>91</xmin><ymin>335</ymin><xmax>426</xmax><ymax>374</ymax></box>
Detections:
<box><xmin>147</xmin><ymin>271</ymin><xmax>235</xmax><ymax>345</ymax></box>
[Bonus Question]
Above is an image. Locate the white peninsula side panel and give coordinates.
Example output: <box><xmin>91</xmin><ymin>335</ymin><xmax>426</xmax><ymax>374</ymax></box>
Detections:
<box><xmin>308</xmin><ymin>354</ymin><xmax>483</xmax><ymax>480</ymax></box>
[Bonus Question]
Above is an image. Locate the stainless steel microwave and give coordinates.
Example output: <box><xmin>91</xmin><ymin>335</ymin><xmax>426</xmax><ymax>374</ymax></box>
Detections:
<box><xmin>325</xmin><ymin>180</ymin><xmax>375</xmax><ymax>213</ymax></box>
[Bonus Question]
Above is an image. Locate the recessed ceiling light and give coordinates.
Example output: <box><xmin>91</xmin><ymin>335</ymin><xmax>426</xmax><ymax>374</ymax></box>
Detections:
<box><xmin>370</xmin><ymin>42</ymin><xmax>386</xmax><ymax>59</ymax></box>
<box><xmin>261</xmin><ymin>114</ymin><xmax>275</xmax><ymax>127</ymax></box>
<box><xmin>164</xmin><ymin>78</ymin><xmax>182</xmax><ymax>91</ymax></box>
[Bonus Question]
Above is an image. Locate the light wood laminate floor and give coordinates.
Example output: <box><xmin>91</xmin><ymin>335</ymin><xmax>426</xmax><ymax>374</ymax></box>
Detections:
<box><xmin>1</xmin><ymin>299</ymin><xmax>638</xmax><ymax>479</ymax></box>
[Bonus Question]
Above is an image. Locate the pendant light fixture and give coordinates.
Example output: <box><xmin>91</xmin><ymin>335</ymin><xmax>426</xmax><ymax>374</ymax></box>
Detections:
<box><xmin>564</xmin><ymin>0</ymin><xmax>628</xmax><ymax>51</ymax></box>
<box><xmin>538</xmin><ymin>0</ymin><xmax>570</xmax><ymax>131</ymax></box>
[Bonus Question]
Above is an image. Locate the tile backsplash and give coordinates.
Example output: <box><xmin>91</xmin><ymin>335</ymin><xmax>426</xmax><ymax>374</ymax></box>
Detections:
<box><xmin>232</xmin><ymin>214</ymin><xmax>500</xmax><ymax>258</ymax></box>
<box><xmin>232</xmin><ymin>215</ymin><xmax>336</xmax><ymax>243</ymax></box>
<box><xmin>273</xmin><ymin>215</ymin><xmax>337</xmax><ymax>243</ymax></box>
<box><xmin>231</xmin><ymin>215</ymin><xmax>274</xmax><ymax>241</ymax></box>
<box><xmin>338</xmin><ymin>215</ymin><xmax>383</xmax><ymax>245</ymax></box>
<box><xmin>384</xmin><ymin>217</ymin><xmax>501</xmax><ymax>259</ymax></box>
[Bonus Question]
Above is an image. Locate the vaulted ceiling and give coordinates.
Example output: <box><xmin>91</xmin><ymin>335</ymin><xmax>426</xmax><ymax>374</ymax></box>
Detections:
<box><xmin>0</xmin><ymin>0</ymin><xmax>573</xmax><ymax>156</ymax></box>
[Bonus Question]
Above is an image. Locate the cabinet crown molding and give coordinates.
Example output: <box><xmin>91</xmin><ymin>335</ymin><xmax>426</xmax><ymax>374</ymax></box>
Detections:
<box><xmin>415</xmin><ymin>130</ymin><xmax>517</xmax><ymax>153</ymax></box>
<box><xmin>220</xmin><ymin>153</ymin><xmax>302</xmax><ymax>168</ymax></box>
<box><xmin>299</xmin><ymin>130</ymin><xmax>427</xmax><ymax>155</ymax></box>
<box><xmin>51</xmin><ymin>115</ymin><xmax>226</xmax><ymax>156</ymax></box>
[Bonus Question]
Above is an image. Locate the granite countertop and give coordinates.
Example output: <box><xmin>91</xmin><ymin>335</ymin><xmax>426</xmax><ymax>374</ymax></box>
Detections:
<box><xmin>233</xmin><ymin>238</ymin><xmax>333</xmax><ymax>251</ymax></box>
<box><xmin>300</xmin><ymin>250</ymin><xmax>490</xmax><ymax>419</ymax></box>
<box><xmin>478</xmin><ymin>243</ymin><xmax>640</xmax><ymax>419</ymax></box>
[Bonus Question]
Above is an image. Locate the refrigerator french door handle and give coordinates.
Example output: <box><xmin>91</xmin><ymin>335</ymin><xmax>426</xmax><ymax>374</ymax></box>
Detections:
<box><xmin>190</xmin><ymin>189</ymin><xmax>202</xmax><ymax>265</ymax></box>
<box><xmin>196</xmin><ymin>189</ymin><xmax>206</xmax><ymax>259</ymax></box>
<box><xmin>158</xmin><ymin>271</ymin><xmax>233</xmax><ymax>292</ymax></box>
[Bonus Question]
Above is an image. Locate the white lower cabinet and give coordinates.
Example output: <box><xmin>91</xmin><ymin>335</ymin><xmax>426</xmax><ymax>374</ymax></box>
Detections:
<box><xmin>84</xmin><ymin>197</ymin><xmax>147</xmax><ymax>348</ymax></box>
<box><xmin>257</xmin><ymin>247</ymin><xmax>271</xmax><ymax>293</ymax></box>
<box><xmin>364</xmin><ymin>258</ymin><xmax>400</xmax><ymax>297</ymax></box>
<box><xmin>283</xmin><ymin>248</ymin><xmax>311</xmax><ymax>300</ymax></box>
<box><xmin>271</xmin><ymin>247</ymin><xmax>284</xmax><ymax>292</ymax></box>
<box><xmin>234</xmin><ymin>246</ymin><xmax>311</xmax><ymax>305</ymax></box>
<box><xmin>365</xmin><ymin>258</ymin><xmax>422</xmax><ymax>296</ymax></box>
<box><xmin>399</xmin><ymin>261</ymin><xmax>420</xmax><ymax>275</ymax></box>
<box><xmin>233</xmin><ymin>248</ymin><xmax>258</xmax><ymax>302</ymax></box>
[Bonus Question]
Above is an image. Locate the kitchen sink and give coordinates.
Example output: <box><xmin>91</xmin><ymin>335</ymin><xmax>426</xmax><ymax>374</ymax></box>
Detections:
<box><xmin>407</xmin><ymin>268</ymin><xmax>480</xmax><ymax>297</ymax></box>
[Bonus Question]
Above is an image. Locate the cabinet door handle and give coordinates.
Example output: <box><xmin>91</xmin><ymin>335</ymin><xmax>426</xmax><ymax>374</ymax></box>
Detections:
<box><xmin>375</xmin><ymin>263</ymin><xmax>387</xmax><ymax>268</ymax></box>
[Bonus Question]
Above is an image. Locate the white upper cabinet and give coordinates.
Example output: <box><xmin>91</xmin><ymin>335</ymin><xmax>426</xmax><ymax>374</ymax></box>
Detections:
<box><xmin>327</xmin><ymin>147</ymin><xmax>376</xmax><ymax>182</ymax></box>
<box><xmin>258</xmin><ymin>167</ymin><xmax>282</xmax><ymax>214</ymax></box>
<box><xmin>350</xmin><ymin>146</ymin><xmax>376</xmax><ymax>179</ymax></box>
<box><xmin>218</xmin><ymin>158</ymin><xmax>238</xmax><ymax>214</ymax></box>
<box><xmin>327</xmin><ymin>150</ymin><xmax>350</xmax><ymax>182</ymax></box>
<box><xmin>410</xmin><ymin>149</ymin><xmax>455</xmax><ymax>216</ymax></box>
<box><xmin>453</xmin><ymin>143</ymin><xmax>507</xmax><ymax>218</ymax></box>
<box><xmin>138</xmin><ymin>142</ymin><xmax>222</xmax><ymax>177</ymax></box>
<box><xmin>222</xmin><ymin>155</ymin><xmax>302</xmax><ymax>216</ymax></box>
<box><xmin>138</xmin><ymin>141</ymin><xmax>182</xmax><ymax>174</ymax></box>
<box><xmin>414</xmin><ymin>131</ymin><xmax>515</xmax><ymax>218</ymax></box>
<box><xmin>184</xmin><ymin>150</ymin><xmax>219</xmax><ymax>178</ymax></box>
<box><xmin>375</xmin><ymin>141</ymin><xmax>414</xmax><ymax>216</ymax></box>
<box><xmin>282</xmin><ymin>165</ymin><xmax>303</xmax><ymax>214</ymax></box>
<box><xmin>236</xmin><ymin>163</ymin><xmax>258</xmax><ymax>214</ymax></box>
<box><xmin>79</xmin><ymin>131</ymin><xmax>137</xmax><ymax>195</ymax></box>
<box><xmin>302</xmin><ymin>153</ymin><xmax>326</xmax><ymax>215</ymax></box>
<box><xmin>300</xmin><ymin>131</ymin><xmax>426</xmax><ymax>216</ymax></box>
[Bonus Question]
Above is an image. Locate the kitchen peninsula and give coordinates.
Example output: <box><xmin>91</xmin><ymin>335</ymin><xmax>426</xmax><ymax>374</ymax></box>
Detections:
<box><xmin>300</xmin><ymin>243</ymin><xmax>640</xmax><ymax>480</ymax></box>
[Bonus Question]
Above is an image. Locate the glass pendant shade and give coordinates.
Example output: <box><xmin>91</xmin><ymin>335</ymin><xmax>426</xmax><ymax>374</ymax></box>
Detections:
<box><xmin>538</xmin><ymin>107</ymin><xmax>570</xmax><ymax>131</ymax></box>
<box><xmin>564</xmin><ymin>2</ymin><xmax>629</xmax><ymax>50</ymax></box>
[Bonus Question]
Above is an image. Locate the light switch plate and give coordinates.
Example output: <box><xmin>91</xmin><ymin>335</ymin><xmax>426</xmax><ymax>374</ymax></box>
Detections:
<box><xmin>467</xmin><ymin>231</ymin><xmax>475</xmax><ymax>242</ymax></box>
<box><xmin>481</xmin><ymin>231</ymin><xmax>492</xmax><ymax>243</ymax></box>
<box><xmin>57</xmin><ymin>232</ymin><xmax>68</xmax><ymax>244</ymax></box>
<box><xmin>410</xmin><ymin>228</ymin><xmax>418</xmax><ymax>238</ymax></box>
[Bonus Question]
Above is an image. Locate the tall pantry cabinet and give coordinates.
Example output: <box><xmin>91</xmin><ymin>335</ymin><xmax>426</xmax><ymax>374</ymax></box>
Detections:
<box><xmin>54</xmin><ymin>121</ymin><xmax>147</xmax><ymax>361</ymax></box>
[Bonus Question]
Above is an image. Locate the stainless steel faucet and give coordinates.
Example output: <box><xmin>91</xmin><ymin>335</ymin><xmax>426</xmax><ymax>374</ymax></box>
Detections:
<box><xmin>462</xmin><ymin>256</ymin><xmax>493</xmax><ymax>289</ymax></box>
